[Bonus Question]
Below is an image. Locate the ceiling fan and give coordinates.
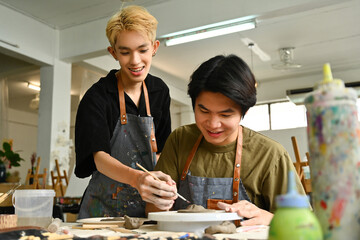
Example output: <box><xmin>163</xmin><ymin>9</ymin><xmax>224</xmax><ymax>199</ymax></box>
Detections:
<box><xmin>272</xmin><ymin>47</ymin><xmax>302</xmax><ymax>70</ymax></box>
<box><xmin>240</xmin><ymin>38</ymin><xmax>271</xmax><ymax>62</ymax></box>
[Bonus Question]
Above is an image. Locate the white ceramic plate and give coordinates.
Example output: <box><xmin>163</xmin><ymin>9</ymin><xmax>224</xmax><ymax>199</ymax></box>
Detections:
<box><xmin>148</xmin><ymin>210</ymin><xmax>242</xmax><ymax>232</ymax></box>
<box><xmin>76</xmin><ymin>217</ymin><xmax>124</xmax><ymax>224</ymax></box>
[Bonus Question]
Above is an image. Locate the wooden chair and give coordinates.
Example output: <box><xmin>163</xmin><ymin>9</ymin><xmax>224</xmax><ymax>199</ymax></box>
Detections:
<box><xmin>291</xmin><ymin>136</ymin><xmax>312</xmax><ymax>194</ymax></box>
<box><xmin>25</xmin><ymin>157</ymin><xmax>47</xmax><ymax>189</ymax></box>
<box><xmin>51</xmin><ymin>159</ymin><xmax>69</xmax><ymax>197</ymax></box>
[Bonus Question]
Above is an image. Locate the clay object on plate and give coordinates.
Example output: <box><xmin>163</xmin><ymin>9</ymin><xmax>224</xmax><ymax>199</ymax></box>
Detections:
<box><xmin>100</xmin><ymin>217</ymin><xmax>124</xmax><ymax>221</ymax></box>
<box><xmin>124</xmin><ymin>215</ymin><xmax>145</xmax><ymax>229</ymax></box>
<box><xmin>204</xmin><ymin>221</ymin><xmax>237</xmax><ymax>234</ymax></box>
<box><xmin>177</xmin><ymin>204</ymin><xmax>216</xmax><ymax>213</ymax></box>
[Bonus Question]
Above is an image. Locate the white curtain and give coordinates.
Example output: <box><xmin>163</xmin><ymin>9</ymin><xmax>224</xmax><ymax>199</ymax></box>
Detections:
<box><xmin>0</xmin><ymin>78</ymin><xmax>9</xmax><ymax>142</ymax></box>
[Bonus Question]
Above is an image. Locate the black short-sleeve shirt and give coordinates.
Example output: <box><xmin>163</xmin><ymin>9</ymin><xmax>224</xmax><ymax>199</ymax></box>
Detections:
<box><xmin>74</xmin><ymin>69</ymin><xmax>171</xmax><ymax>178</ymax></box>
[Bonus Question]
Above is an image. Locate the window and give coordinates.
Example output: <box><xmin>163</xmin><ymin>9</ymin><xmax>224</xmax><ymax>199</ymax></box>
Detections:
<box><xmin>243</xmin><ymin>97</ymin><xmax>360</xmax><ymax>131</ymax></box>
<box><xmin>271</xmin><ymin>102</ymin><xmax>307</xmax><ymax>130</ymax></box>
<box><xmin>241</xmin><ymin>104</ymin><xmax>270</xmax><ymax>131</ymax></box>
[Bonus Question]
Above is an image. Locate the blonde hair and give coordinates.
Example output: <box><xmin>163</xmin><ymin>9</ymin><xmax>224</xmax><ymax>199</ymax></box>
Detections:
<box><xmin>106</xmin><ymin>5</ymin><xmax>158</xmax><ymax>47</ymax></box>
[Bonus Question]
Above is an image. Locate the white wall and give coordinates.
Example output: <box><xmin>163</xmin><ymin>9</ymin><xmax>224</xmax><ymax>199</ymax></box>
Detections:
<box><xmin>7</xmin><ymin>108</ymin><xmax>38</xmax><ymax>182</ymax></box>
<box><xmin>0</xmin><ymin>4</ymin><xmax>56</xmax><ymax>65</ymax></box>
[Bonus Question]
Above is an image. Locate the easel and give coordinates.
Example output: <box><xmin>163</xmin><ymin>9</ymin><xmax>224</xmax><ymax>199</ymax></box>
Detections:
<box><xmin>291</xmin><ymin>136</ymin><xmax>312</xmax><ymax>194</ymax></box>
<box><xmin>25</xmin><ymin>157</ymin><xmax>47</xmax><ymax>189</ymax></box>
<box><xmin>51</xmin><ymin>159</ymin><xmax>69</xmax><ymax>196</ymax></box>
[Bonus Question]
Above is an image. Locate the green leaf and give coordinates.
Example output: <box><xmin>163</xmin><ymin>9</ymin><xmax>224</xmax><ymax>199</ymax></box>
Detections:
<box><xmin>3</xmin><ymin>142</ymin><xmax>11</xmax><ymax>152</ymax></box>
<box><xmin>1</xmin><ymin>142</ymin><xmax>24</xmax><ymax>167</ymax></box>
<box><xmin>11</xmin><ymin>162</ymin><xmax>20</xmax><ymax>167</ymax></box>
<box><xmin>5</xmin><ymin>151</ymin><xmax>14</xmax><ymax>159</ymax></box>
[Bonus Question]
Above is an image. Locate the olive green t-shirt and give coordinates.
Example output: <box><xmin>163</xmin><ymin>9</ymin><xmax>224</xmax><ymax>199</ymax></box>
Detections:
<box><xmin>155</xmin><ymin>124</ymin><xmax>305</xmax><ymax>213</ymax></box>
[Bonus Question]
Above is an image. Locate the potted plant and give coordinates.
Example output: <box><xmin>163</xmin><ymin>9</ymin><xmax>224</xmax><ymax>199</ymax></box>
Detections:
<box><xmin>0</xmin><ymin>140</ymin><xmax>24</xmax><ymax>182</ymax></box>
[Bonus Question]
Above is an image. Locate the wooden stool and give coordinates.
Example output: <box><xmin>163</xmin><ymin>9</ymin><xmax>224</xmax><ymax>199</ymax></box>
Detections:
<box><xmin>51</xmin><ymin>159</ymin><xmax>69</xmax><ymax>197</ymax></box>
<box><xmin>291</xmin><ymin>136</ymin><xmax>312</xmax><ymax>194</ymax></box>
<box><xmin>25</xmin><ymin>157</ymin><xmax>47</xmax><ymax>189</ymax></box>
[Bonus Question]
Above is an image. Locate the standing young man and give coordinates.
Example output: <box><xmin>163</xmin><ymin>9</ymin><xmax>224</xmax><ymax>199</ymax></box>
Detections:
<box><xmin>75</xmin><ymin>5</ymin><xmax>177</xmax><ymax>218</ymax></box>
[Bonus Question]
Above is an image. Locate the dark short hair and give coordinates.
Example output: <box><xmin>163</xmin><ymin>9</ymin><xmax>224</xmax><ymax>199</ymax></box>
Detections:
<box><xmin>188</xmin><ymin>54</ymin><xmax>257</xmax><ymax>118</ymax></box>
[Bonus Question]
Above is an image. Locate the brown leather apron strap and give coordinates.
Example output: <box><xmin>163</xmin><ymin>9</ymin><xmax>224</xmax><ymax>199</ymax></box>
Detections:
<box><xmin>142</xmin><ymin>83</ymin><xmax>151</xmax><ymax>117</ymax></box>
<box><xmin>142</xmin><ymin>83</ymin><xmax>157</xmax><ymax>153</ymax></box>
<box><xmin>233</xmin><ymin>125</ymin><xmax>243</xmax><ymax>203</ymax></box>
<box><xmin>233</xmin><ymin>126</ymin><xmax>243</xmax><ymax>227</ymax></box>
<box><xmin>180</xmin><ymin>134</ymin><xmax>203</xmax><ymax>180</ymax></box>
<box><xmin>116</xmin><ymin>73</ymin><xmax>127</xmax><ymax>125</ymax></box>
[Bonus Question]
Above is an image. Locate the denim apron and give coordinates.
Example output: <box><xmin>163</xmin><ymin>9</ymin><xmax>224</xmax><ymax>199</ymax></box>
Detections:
<box><xmin>78</xmin><ymin>73</ymin><xmax>157</xmax><ymax>218</ymax></box>
<box><xmin>174</xmin><ymin>126</ymin><xmax>251</xmax><ymax>220</ymax></box>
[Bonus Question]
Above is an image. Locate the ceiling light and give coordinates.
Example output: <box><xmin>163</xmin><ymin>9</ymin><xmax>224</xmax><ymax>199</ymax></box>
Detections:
<box><xmin>159</xmin><ymin>16</ymin><xmax>257</xmax><ymax>46</ymax></box>
<box><xmin>27</xmin><ymin>82</ymin><xmax>41</xmax><ymax>91</ymax></box>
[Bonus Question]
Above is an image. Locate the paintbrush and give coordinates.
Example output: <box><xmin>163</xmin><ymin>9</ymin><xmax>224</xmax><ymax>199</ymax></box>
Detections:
<box><xmin>0</xmin><ymin>183</ymin><xmax>21</xmax><ymax>204</ymax></box>
<box><xmin>136</xmin><ymin>163</ymin><xmax>190</xmax><ymax>204</ymax></box>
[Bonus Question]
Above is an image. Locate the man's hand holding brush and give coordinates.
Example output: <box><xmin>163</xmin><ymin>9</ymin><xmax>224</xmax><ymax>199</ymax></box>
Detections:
<box><xmin>135</xmin><ymin>163</ymin><xmax>178</xmax><ymax>211</ymax></box>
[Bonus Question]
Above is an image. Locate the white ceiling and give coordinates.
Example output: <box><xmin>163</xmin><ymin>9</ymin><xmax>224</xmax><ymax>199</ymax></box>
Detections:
<box><xmin>1</xmin><ymin>0</ymin><xmax>360</xmax><ymax>113</ymax></box>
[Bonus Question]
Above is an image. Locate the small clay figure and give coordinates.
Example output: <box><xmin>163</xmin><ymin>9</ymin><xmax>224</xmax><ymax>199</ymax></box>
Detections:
<box><xmin>124</xmin><ymin>215</ymin><xmax>145</xmax><ymax>229</ymax></box>
<box><xmin>177</xmin><ymin>204</ymin><xmax>216</xmax><ymax>213</ymax></box>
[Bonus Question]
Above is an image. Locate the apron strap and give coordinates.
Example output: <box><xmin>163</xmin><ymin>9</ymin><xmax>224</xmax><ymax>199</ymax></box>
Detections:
<box><xmin>142</xmin><ymin>83</ymin><xmax>158</xmax><ymax>153</ymax></box>
<box><xmin>180</xmin><ymin>134</ymin><xmax>203</xmax><ymax>180</ymax></box>
<box><xmin>232</xmin><ymin>126</ymin><xmax>243</xmax><ymax>227</ymax></box>
<box><xmin>142</xmin><ymin>83</ymin><xmax>151</xmax><ymax>117</ymax></box>
<box><xmin>232</xmin><ymin>125</ymin><xmax>243</xmax><ymax>203</ymax></box>
<box><xmin>116</xmin><ymin>72</ymin><xmax>157</xmax><ymax>153</ymax></box>
<box><xmin>116</xmin><ymin>72</ymin><xmax>127</xmax><ymax>125</ymax></box>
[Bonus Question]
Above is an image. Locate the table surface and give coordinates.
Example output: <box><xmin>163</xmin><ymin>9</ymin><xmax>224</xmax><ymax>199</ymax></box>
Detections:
<box><xmin>0</xmin><ymin>185</ymin><xmax>269</xmax><ymax>240</ymax></box>
<box><xmin>0</xmin><ymin>217</ymin><xmax>269</xmax><ymax>239</ymax></box>
<box><xmin>60</xmin><ymin>222</ymin><xmax>269</xmax><ymax>239</ymax></box>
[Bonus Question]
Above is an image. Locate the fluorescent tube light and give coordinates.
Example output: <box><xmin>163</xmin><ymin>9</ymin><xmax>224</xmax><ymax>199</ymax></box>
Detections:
<box><xmin>159</xmin><ymin>16</ymin><xmax>256</xmax><ymax>46</ymax></box>
<box><xmin>27</xmin><ymin>82</ymin><xmax>41</xmax><ymax>91</ymax></box>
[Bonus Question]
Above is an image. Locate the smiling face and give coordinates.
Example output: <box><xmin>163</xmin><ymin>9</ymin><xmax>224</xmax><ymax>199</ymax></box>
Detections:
<box><xmin>108</xmin><ymin>30</ymin><xmax>159</xmax><ymax>86</ymax></box>
<box><xmin>195</xmin><ymin>91</ymin><xmax>242</xmax><ymax>146</ymax></box>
